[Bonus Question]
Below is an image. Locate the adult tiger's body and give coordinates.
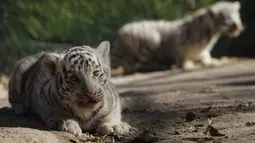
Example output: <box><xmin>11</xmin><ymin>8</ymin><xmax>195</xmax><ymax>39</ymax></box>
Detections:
<box><xmin>111</xmin><ymin>1</ymin><xmax>243</xmax><ymax>75</ymax></box>
<box><xmin>8</xmin><ymin>41</ymin><xmax>131</xmax><ymax>136</ymax></box>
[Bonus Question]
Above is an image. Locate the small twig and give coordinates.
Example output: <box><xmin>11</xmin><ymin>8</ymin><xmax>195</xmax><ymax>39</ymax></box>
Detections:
<box><xmin>177</xmin><ymin>116</ymin><xmax>191</xmax><ymax>127</ymax></box>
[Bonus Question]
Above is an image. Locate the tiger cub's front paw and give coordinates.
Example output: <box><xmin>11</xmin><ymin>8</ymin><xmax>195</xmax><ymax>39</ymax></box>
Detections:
<box><xmin>47</xmin><ymin>118</ymin><xmax>82</xmax><ymax>136</ymax></box>
<box><xmin>60</xmin><ymin>119</ymin><xmax>82</xmax><ymax>136</ymax></box>
<box><xmin>96</xmin><ymin>122</ymin><xmax>131</xmax><ymax>135</ymax></box>
<box><xmin>113</xmin><ymin>122</ymin><xmax>131</xmax><ymax>135</ymax></box>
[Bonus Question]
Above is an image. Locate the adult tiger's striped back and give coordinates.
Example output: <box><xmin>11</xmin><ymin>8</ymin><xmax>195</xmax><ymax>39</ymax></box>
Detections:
<box><xmin>8</xmin><ymin>41</ymin><xmax>131</xmax><ymax>136</ymax></box>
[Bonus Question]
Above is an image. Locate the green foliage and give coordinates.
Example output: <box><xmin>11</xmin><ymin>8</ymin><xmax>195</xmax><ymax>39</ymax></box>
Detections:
<box><xmin>1</xmin><ymin>0</ymin><xmax>213</xmax><ymax>73</ymax></box>
<box><xmin>2</xmin><ymin>0</ymin><xmax>215</xmax><ymax>45</ymax></box>
<box><xmin>2</xmin><ymin>0</ymin><xmax>253</xmax><ymax>74</ymax></box>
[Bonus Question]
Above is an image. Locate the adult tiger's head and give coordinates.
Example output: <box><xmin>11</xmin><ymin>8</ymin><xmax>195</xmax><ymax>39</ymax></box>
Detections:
<box><xmin>208</xmin><ymin>1</ymin><xmax>243</xmax><ymax>37</ymax></box>
<box><xmin>43</xmin><ymin>41</ymin><xmax>111</xmax><ymax>107</ymax></box>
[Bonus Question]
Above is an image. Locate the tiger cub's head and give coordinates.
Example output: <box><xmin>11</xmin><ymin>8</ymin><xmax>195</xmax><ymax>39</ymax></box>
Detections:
<box><xmin>208</xmin><ymin>1</ymin><xmax>243</xmax><ymax>37</ymax></box>
<box><xmin>43</xmin><ymin>41</ymin><xmax>111</xmax><ymax>107</ymax></box>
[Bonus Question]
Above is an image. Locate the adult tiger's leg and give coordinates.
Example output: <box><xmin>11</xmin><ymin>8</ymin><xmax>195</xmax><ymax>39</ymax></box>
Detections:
<box><xmin>137</xmin><ymin>61</ymin><xmax>169</xmax><ymax>73</ymax></box>
<box><xmin>175</xmin><ymin>55</ymin><xmax>199</xmax><ymax>71</ymax></box>
<box><xmin>200</xmin><ymin>50</ymin><xmax>221</xmax><ymax>67</ymax></box>
<box><xmin>111</xmin><ymin>40</ymin><xmax>138</xmax><ymax>76</ymax></box>
<box><xmin>122</xmin><ymin>56</ymin><xmax>139</xmax><ymax>75</ymax></box>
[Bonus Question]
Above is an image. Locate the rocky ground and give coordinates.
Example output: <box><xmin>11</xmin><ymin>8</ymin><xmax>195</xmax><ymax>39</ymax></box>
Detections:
<box><xmin>1</xmin><ymin>59</ymin><xmax>255</xmax><ymax>143</ymax></box>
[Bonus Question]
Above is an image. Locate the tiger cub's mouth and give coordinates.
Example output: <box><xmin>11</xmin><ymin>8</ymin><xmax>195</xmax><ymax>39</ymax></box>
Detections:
<box><xmin>85</xmin><ymin>89</ymin><xmax>103</xmax><ymax>101</ymax></box>
<box><xmin>77</xmin><ymin>91</ymin><xmax>103</xmax><ymax>107</ymax></box>
<box><xmin>77</xmin><ymin>99</ymin><xmax>100</xmax><ymax>107</ymax></box>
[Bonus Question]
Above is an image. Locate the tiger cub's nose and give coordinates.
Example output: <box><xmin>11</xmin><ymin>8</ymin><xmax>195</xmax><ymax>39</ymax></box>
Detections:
<box><xmin>86</xmin><ymin>92</ymin><xmax>95</xmax><ymax>98</ymax></box>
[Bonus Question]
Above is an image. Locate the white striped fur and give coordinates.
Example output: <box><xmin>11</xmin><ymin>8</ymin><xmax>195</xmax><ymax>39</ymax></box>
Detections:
<box><xmin>8</xmin><ymin>41</ymin><xmax>131</xmax><ymax>136</ymax></box>
<box><xmin>111</xmin><ymin>1</ymin><xmax>243</xmax><ymax>74</ymax></box>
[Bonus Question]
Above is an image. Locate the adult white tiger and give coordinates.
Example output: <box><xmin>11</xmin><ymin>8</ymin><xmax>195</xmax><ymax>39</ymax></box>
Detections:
<box><xmin>8</xmin><ymin>41</ymin><xmax>131</xmax><ymax>136</ymax></box>
<box><xmin>111</xmin><ymin>1</ymin><xmax>244</xmax><ymax>75</ymax></box>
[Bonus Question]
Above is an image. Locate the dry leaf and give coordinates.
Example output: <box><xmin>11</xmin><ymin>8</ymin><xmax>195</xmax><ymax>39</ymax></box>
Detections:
<box><xmin>200</xmin><ymin>106</ymin><xmax>212</xmax><ymax>113</ymax></box>
<box><xmin>188</xmin><ymin>126</ymin><xmax>197</xmax><ymax>132</ymax></box>
<box><xmin>208</xmin><ymin>118</ymin><xmax>213</xmax><ymax>125</ymax></box>
<box><xmin>208</xmin><ymin>125</ymin><xmax>225</xmax><ymax>137</ymax></box>
<box><xmin>172</xmin><ymin>131</ymin><xmax>180</xmax><ymax>135</ymax></box>
<box><xmin>246</xmin><ymin>122</ymin><xmax>255</xmax><ymax>127</ymax></box>
<box><xmin>186</xmin><ymin>110</ymin><xmax>196</xmax><ymax>122</ymax></box>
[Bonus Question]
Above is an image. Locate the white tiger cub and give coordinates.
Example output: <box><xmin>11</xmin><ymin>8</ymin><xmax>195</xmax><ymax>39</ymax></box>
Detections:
<box><xmin>111</xmin><ymin>1</ymin><xmax>244</xmax><ymax>74</ymax></box>
<box><xmin>8</xmin><ymin>41</ymin><xmax>131</xmax><ymax>136</ymax></box>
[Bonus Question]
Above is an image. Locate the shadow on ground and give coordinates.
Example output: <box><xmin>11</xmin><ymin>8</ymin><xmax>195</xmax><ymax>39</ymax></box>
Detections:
<box><xmin>1</xmin><ymin>60</ymin><xmax>255</xmax><ymax>142</ymax></box>
<box><xmin>120</xmin><ymin>88</ymin><xmax>255</xmax><ymax>142</ymax></box>
<box><xmin>116</xmin><ymin>60</ymin><xmax>255</xmax><ymax>142</ymax></box>
<box><xmin>0</xmin><ymin>107</ymin><xmax>48</xmax><ymax>130</ymax></box>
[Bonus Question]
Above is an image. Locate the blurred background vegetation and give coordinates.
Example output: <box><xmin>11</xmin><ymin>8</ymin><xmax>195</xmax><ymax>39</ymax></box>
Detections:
<box><xmin>0</xmin><ymin>0</ymin><xmax>254</xmax><ymax>74</ymax></box>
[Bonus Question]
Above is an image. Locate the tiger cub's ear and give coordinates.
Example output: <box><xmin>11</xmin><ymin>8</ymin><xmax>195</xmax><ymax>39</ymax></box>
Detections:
<box><xmin>206</xmin><ymin>8</ymin><xmax>214</xmax><ymax>18</ymax></box>
<box><xmin>97</xmin><ymin>41</ymin><xmax>110</xmax><ymax>66</ymax></box>
<box><xmin>43</xmin><ymin>53</ymin><xmax>61</xmax><ymax>78</ymax></box>
<box><xmin>234</xmin><ymin>1</ymin><xmax>241</xmax><ymax>10</ymax></box>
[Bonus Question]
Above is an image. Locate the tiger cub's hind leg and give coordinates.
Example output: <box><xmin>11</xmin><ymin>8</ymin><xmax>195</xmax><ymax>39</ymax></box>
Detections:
<box><xmin>8</xmin><ymin>90</ymin><xmax>26</xmax><ymax>115</ymax></box>
<box><xmin>8</xmin><ymin>77</ymin><xmax>26</xmax><ymax>115</ymax></box>
<box><xmin>12</xmin><ymin>103</ymin><xmax>25</xmax><ymax>115</ymax></box>
<box><xmin>8</xmin><ymin>57</ymin><xmax>35</xmax><ymax>115</ymax></box>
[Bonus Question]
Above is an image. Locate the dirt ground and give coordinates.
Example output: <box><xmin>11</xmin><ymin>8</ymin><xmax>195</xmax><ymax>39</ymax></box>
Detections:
<box><xmin>1</xmin><ymin>59</ymin><xmax>255</xmax><ymax>143</ymax></box>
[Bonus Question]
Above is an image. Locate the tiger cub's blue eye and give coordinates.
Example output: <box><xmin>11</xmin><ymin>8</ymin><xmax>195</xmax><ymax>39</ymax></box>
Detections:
<box><xmin>93</xmin><ymin>70</ymin><xmax>100</xmax><ymax>77</ymax></box>
<box><xmin>69</xmin><ymin>75</ymin><xmax>78</xmax><ymax>81</ymax></box>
